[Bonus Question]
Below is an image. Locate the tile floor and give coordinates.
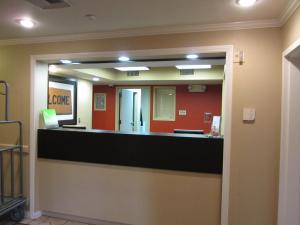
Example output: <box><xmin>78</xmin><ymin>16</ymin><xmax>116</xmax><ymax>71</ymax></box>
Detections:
<box><xmin>20</xmin><ymin>216</ymin><xmax>88</xmax><ymax>225</ymax></box>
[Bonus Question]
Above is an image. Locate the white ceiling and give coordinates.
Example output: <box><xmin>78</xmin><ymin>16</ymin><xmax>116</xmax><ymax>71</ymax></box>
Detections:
<box><xmin>0</xmin><ymin>0</ymin><xmax>294</xmax><ymax>40</ymax></box>
<box><xmin>52</xmin><ymin>64</ymin><xmax>225</xmax><ymax>85</ymax></box>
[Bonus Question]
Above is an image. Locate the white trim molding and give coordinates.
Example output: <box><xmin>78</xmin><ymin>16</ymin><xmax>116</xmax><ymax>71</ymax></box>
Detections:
<box><xmin>221</xmin><ymin>46</ymin><xmax>233</xmax><ymax>225</ymax></box>
<box><xmin>0</xmin><ymin>1</ymin><xmax>299</xmax><ymax>46</ymax></box>
<box><xmin>29</xmin><ymin>45</ymin><xmax>233</xmax><ymax>225</ymax></box>
<box><xmin>280</xmin><ymin>0</ymin><xmax>300</xmax><ymax>25</ymax></box>
<box><xmin>0</xmin><ymin>19</ymin><xmax>280</xmax><ymax>46</ymax></box>
<box><xmin>26</xmin><ymin>210</ymin><xmax>42</xmax><ymax>219</ymax></box>
<box><xmin>278</xmin><ymin>38</ymin><xmax>300</xmax><ymax>225</ymax></box>
<box><xmin>283</xmin><ymin>38</ymin><xmax>300</xmax><ymax>57</ymax></box>
<box><xmin>43</xmin><ymin>211</ymin><xmax>127</xmax><ymax>225</ymax></box>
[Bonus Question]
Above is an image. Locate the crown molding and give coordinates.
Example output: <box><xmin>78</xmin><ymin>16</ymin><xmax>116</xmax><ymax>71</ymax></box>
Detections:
<box><xmin>0</xmin><ymin>19</ymin><xmax>281</xmax><ymax>46</ymax></box>
<box><xmin>280</xmin><ymin>0</ymin><xmax>300</xmax><ymax>25</ymax></box>
<box><xmin>0</xmin><ymin>1</ymin><xmax>299</xmax><ymax>46</ymax></box>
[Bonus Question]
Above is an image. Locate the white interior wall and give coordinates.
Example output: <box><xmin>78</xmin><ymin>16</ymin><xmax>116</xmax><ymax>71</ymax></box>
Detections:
<box><xmin>141</xmin><ymin>88</ymin><xmax>150</xmax><ymax>132</ymax></box>
<box><xmin>77</xmin><ymin>79</ymin><xmax>93</xmax><ymax>129</ymax></box>
<box><xmin>30</xmin><ymin>61</ymin><xmax>49</xmax><ymax>214</ymax></box>
<box><xmin>221</xmin><ymin>74</ymin><xmax>225</xmax><ymax>135</ymax></box>
<box><xmin>132</xmin><ymin>89</ymin><xmax>141</xmax><ymax>132</ymax></box>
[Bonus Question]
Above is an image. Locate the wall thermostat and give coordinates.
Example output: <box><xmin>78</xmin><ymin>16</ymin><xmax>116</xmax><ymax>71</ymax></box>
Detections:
<box><xmin>243</xmin><ymin>108</ymin><xmax>256</xmax><ymax>121</ymax></box>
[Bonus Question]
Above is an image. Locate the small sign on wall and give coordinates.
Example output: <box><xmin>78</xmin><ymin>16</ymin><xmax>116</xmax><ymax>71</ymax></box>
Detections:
<box><xmin>48</xmin><ymin>87</ymin><xmax>72</xmax><ymax>115</ymax></box>
<box><xmin>94</xmin><ymin>93</ymin><xmax>106</xmax><ymax>111</ymax></box>
<box><xmin>178</xmin><ymin>109</ymin><xmax>187</xmax><ymax>116</ymax></box>
<box><xmin>204</xmin><ymin>112</ymin><xmax>213</xmax><ymax>123</ymax></box>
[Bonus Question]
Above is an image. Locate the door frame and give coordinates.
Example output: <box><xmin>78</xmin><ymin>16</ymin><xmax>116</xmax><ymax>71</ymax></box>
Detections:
<box><xmin>115</xmin><ymin>86</ymin><xmax>151</xmax><ymax>132</ymax></box>
<box><xmin>29</xmin><ymin>45</ymin><xmax>233</xmax><ymax>225</ymax></box>
<box><xmin>278</xmin><ymin>38</ymin><xmax>300</xmax><ymax>225</ymax></box>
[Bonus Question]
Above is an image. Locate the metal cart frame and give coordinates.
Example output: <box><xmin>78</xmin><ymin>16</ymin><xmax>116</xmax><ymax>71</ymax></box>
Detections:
<box><xmin>0</xmin><ymin>81</ymin><xmax>26</xmax><ymax>222</ymax></box>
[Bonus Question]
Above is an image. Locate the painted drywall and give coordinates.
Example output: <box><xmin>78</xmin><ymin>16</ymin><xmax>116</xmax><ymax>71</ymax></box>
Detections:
<box><xmin>150</xmin><ymin>85</ymin><xmax>222</xmax><ymax>133</ymax></box>
<box><xmin>92</xmin><ymin>85</ymin><xmax>116</xmax><ymax>130</ymax></box>
<box><xmin>77</xmin><ymin>79</ymin><xmax>93</xmax><ymax>129</ymax></box>
<box><xmin>92</xmin><ymin>84</ymin><xmax>222</xmax><ymax>133</ymax></box>
<box><xmin>282</xmin><ymin>5</ymin><xmax>300</xmax><ymax>50</ymax></box>
<box><xmin>38</xmin><ymin>160</ymin><xmax>221</xmax><ymax>225</ymax></box>
<box><xmin>141</xmin><ymin>88</ymin><xmax>150</xmax><ymax>132</ymax></box>
<box><xmin>0</xmin><ymin>27</ymin><xmax>282</xmax><ymax>225</ymax></box>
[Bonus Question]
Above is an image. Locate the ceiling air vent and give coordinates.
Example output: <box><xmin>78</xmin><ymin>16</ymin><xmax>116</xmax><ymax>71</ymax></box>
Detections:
<box><xmin>127</xmin><ymin>71</ymin><xmax>140</xmax><ymax>77</ymax></box>
<box><xmin>25</xmin><ymin>0</ymin><xmax>70</xmax><ymax>9</ymax></box>
<box><xmin>180</xmin><ymin>69</ymin><xmax>194</xmax><ymax>76</ymax></box>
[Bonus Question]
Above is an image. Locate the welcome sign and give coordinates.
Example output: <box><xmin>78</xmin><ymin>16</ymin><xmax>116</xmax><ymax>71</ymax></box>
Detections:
<box><xmin>48</xmin><ymin>87</ymin><xmax>72</xmax><ymax>115</ymax></box>
<box><xmin>47</xmin><ymin>76</ymin><xmax>77</xmax><ymax>125</ymax></box>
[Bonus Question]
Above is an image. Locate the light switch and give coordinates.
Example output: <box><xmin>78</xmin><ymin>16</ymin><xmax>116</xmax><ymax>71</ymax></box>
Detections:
<box><xmin>234</xmin><ymin>50</ymin><xmax>245</xmax><ymax>65</ymax></box>
<box><xmin>178</xmin><ymin>110</ymin><xmax>187</xmax><ymax>116</ymax></box>
<box><xmin>243</xmin><ymin>108</ymin><xmax>256</xmax><ymax>121</ymax></box>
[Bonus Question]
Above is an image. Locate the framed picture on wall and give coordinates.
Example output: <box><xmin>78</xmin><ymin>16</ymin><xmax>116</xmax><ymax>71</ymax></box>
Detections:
<box><xmin>94</xmin><ymin>93</ymin><xmax>106</xmax><ymax>111</ymax></box>
<box><xmin>48</xmin><ymin>75</ymin><xmax>77</xmax><ymax>126</ymax></box>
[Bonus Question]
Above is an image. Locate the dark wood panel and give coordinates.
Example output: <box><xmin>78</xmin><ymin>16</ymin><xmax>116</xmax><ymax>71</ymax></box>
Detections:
<box><xmin>38</xmin><ymin>129</ymin><xmax>223</xmax><ymax>174</ymax></box>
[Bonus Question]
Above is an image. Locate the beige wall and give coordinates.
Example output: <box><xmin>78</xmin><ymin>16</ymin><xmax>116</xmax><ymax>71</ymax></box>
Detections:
<box><xmin>77</xmin><ymin>79</ymin><xmax>93</xmax><ymax>129</ymax></box>
<box><xmin>0</xmin><ymin>27</ymin><xmax>282</xmax><ymax>225</ymax></box>
<box><xmin>282</xmin><ymin>5</ymin><xmax>300</xmax><ymax>50</ymax></box>
<box><xmin>39</xmin><ymin>160</ymin><xmax>222</xmax><ymax>225</ymax></box>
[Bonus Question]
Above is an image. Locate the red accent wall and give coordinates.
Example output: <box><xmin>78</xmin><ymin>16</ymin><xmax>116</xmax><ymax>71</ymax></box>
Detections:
<box><xmin>92</xmin><ymin>85</ymin><xmax>222</xmax><ymax>133</ymax></box>
<box><xmin>150</xmin><ymin>85</ymin><xmax>222</xmax><ymax>133</ymax></box>
<box><xmin>92</xmin><ymin>85</ymin><xmax>116</xmax><ymax>130</ymax></box>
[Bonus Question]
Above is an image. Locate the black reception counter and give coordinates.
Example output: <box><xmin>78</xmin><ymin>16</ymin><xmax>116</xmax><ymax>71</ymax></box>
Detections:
<box><xmin>38</xmin><ymin>128</ymin><xmax>224</xmax><ymax>174</ymax></box>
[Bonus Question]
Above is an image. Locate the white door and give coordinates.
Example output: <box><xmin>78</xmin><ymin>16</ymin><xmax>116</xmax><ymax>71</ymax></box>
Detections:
<box><xmin>119</xmin><ymin>89</ymin><xmax>134</xmax><ymax>132</ymax></box>
<box><xmin>278</xmin><ymin>45</ymin><xmax>300</xmax><ymax>225</ymax></box>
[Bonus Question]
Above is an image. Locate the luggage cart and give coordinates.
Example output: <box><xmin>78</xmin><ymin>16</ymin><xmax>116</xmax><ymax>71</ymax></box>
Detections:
<box><xmin>0</xmin><ymin>81</ymin><xmax>26</xmax><ymax>222</ymax></box>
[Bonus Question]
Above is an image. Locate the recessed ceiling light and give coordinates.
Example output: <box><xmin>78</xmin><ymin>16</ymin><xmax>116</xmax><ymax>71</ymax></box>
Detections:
<box><xmin>71</xmin><ymin>62</ymin><xmax>81</xmax><ymax>65</ymax></box>
<box><xmin>17</xmin><ymin>18</ymin><xmax>35</xmax><ymax>28</ymax></box>
<box><xmin>176</xmin><ymin>65</ymin><xmax>212</xmax><ymax>69</ymax></box>
<box><xmin>93</xmin><ymin>77</ymin><xmax>100</xmax><ymax>81</ymax></box>
<box><xmin>48</xmin><ymin>65</ymin><xmax>57</xmax><ymax>73</ymax></box>
<box><xmin>237</xmin><ymin>0</ymin><xmax>257</xmax><ymax>7</ymax></box>
<box><xmin>115</xmin><ymin>67</ymin><xmax>149</xmax><ymax>71</ymax></box>
<box><xmin>60</xmin><ymin>59</ymin><xmax>72</xmax><ymax>64</ymax></box>
<box><xmin>118</xmin><ymin>56</ymin><xmax>130</xmax><ymax>62</ymax></box>
<box><xmin>186</xmin><ymin>54</ymin><xmax>199</xmax><ymax>59</ymax></box>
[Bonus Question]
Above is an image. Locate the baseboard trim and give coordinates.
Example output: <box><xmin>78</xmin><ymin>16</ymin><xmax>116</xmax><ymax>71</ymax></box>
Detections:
<box><xmin>28</xmin><ymin>210</ymin><xmax>42</xmax><ymax>219</ymax></box>
<box><xmin>42</xmin><ymin>211</ymin><xmax>130</xmax><ymax>225</ymax></box>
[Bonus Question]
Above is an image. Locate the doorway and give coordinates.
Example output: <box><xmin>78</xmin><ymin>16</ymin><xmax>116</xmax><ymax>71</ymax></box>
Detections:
<box><xmin>30</xmin><ymin>46</ymin><xmax>233</xmax><ymax>225</ymax></box>
<box><xmin>278</xmin><ymin>40</ymin><xmax>300</xmax><ymax>225</ymax></box>
<box><xmin>116</xmin><ymin>87</ymin><xmax>150</xmax><ymax>133</ymax></box>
